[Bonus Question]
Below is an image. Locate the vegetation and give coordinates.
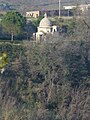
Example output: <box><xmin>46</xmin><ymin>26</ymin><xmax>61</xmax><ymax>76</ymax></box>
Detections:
<box><xmin>1</xmin><ymin>11</ymin><xmax>26</xmax><ymax>41</ymax></box>
<box><xmin>30</xmin><ymin>16</ymin><xmax>44</xmax><ymax>32</ymax></box>
<box><xmin>0</xmin><ymin>0</ymin><xmax>89</xmax><ymax>13</ymax></box>
<box><xmin>0</xmin><ymin>4</ymin><xmax>90</xmax><ymax>120</ymax></box>
<box><xmin>0</xmin><ymin>37</ymin><xmax>90</xmax><ymax>119</ymax></box>
<box><xmin>0</xmin><ymin>52</ymin><xmax>8</xmax><ymax>70</ymax></box>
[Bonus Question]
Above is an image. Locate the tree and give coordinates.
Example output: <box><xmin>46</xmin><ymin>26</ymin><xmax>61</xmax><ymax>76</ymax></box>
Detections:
<box><xmin>67</xmin><ymin>18</ymin><xmax>76</xmax><ymax>35</ymax></box>
<box><xmin>32</xmin><ymin>16</ymin><xmax>44</xmax><ymax>28</ymax></box>
<box><xmin>1</xmin><ymin>11</ymin><xmax>26</xmax><ymax>41</ymax></box>
<box><xmin>0</xmin><ymin>52</ymin><xmax>8</xmax><ymax>74</ymax></box>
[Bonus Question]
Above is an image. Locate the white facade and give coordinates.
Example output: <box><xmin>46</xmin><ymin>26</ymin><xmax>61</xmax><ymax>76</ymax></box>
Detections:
<box><xmin>79</xmin><ymin>4</ymin><xmax>90</xmax><ymax>12</ymax></box>
<box><xmin>63</xmin><ymin>4</ymin><xmax>90</xmax><ymax>12</ymax></box>
<box><xmin>63</xmin><ymin>6</ymin><xmax>76</xmax><ymax>10</ymax></box>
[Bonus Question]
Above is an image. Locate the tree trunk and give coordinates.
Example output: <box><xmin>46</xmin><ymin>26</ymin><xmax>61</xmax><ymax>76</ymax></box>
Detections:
<box><xmin>11</xmin><ymin>33</ymin><xmax>14</xmax><ymax>41</ymax></box>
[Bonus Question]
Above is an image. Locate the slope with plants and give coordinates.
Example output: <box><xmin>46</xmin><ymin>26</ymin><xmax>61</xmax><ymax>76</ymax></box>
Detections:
<box><xmin>0</xmin><ymin>0</ymin><xmax>90</xmax><ymax>12</ymax></box>
<box><xmin>0</xmin><ymin>6</ymin><xmax>90</xmax><ymax>120</ymax></box>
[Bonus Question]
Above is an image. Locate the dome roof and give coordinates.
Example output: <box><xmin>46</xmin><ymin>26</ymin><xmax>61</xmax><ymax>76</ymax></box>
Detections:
<box><xmin>39</xmin><ymin>13</ymin><xmax>52</xmax><ymax>27</ymax></box>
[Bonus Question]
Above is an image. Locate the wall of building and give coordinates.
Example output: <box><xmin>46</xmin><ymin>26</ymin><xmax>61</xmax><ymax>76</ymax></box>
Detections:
<box><xmin>26</xmin><ymin>4</ymin><xmax>90</xmax><ymax>18</ymax></box>
<box><xmin>26</xmin><ymin>9</ymin><xmax>74</xmax><ymax>18</ymax></box>
<box><xmin>26</xmin><ymin>11</ymin><xmax>40</xmax><ymax>18</ymax></box>
<box><xmin>38</xmin><ymin>27</ymin><xmax>52</xmax><ymax>33</ymax></box>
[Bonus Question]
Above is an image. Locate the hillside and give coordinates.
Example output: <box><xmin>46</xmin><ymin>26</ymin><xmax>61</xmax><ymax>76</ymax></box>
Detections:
<box><xmin>0</xmin><ymin>6</ymin><xmax>90</xmax><ymax>120</ymax></box>
<box><xmin>0</xmin><ymin>0</ymin><xmax>90</xmax><ymax>12</ymax></box>
<box><xmin>0</xmin><ymin>39</ymin><xmax>90</xmax><ymax>120</ymax></box>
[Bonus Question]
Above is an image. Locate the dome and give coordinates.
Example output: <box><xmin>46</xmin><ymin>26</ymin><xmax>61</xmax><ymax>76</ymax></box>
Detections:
<box><xmin>39</xmin><ymin>13</ymin><xmax>52</xmax><ymax>27</ymax></box>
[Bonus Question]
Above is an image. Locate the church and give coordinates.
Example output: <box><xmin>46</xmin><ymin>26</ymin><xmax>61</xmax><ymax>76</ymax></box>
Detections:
<box><xmin>33</xmin><ymin>13</ymin><xmax>59</xmax><ymax>43</ymax></box>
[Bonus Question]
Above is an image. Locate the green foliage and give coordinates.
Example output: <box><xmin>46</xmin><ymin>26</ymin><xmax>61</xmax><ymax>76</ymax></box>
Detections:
<box><xmin>67</xmin><ymin>18</ymin><xmax>77</xmax><ymax>35</ymax></box>
<box><xmin>32</xmin><ymin>16</ymin><xmax>44</xmax><ymax>27</ymax></box>
<box><xmin>0</xmin><ymin>52</ymin><xmax>8</xmax><ymax>70</ymax></box>
<box><xmin>0</xmin><ymin>37</ymin><xmax>90</xmax><ymax>119</ymax></box>
<box><xmin>1</xmin><ymin>11</ymin><xmax>26</xmax><ymax>39</ymax></box>
<box><xmin>0</xmin><ymin>8</ymin><xmax>90</xmax><ymax>120</ymax></box>
<box><xmin>64</xmin><ymin>41</ymin><xmax>88</xmax><ymax>86</ymax></box>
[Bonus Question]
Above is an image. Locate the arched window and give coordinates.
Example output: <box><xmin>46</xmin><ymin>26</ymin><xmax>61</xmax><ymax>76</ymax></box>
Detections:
<box><xmin>54</xmin><ymin>29</ymin><xmax>56</xmax><ymax>32</ymax></box>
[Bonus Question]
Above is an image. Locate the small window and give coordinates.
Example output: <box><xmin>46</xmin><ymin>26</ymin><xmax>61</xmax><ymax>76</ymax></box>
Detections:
<box><xmin>51</xmin><ymin>28</ymin><xmax>52</xmax><ymax>32</ymax></box>
<box><xmin>54</xmin><ymin>29</ymin><xmax>55</xmax><ymax>32</ymax></box>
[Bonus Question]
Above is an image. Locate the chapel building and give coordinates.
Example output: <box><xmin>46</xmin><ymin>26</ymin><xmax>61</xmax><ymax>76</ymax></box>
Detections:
<box><xmin>34</xmin><ymin>13</ymin><xmax>58</xmax><ymax>43</ymax></box>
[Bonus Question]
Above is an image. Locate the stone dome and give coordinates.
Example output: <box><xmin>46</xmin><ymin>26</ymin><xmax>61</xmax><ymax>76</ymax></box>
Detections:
<box><xmin>39</xmin><ymin>13</ymin><xmax>52</xmax><ymax>27</ymax></box>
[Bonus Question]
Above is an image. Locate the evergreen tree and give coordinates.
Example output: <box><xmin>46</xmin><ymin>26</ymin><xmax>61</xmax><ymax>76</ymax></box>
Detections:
<box><xmin>1</xmin><ymin>11</ymin><xmax>26</xmax><ymax>41</ymax></box>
